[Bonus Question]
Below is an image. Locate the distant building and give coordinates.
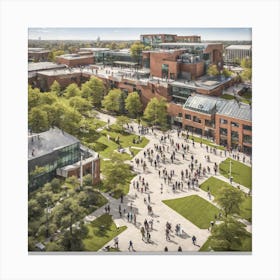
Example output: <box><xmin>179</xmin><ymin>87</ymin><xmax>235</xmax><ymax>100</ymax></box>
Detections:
<box><xmin>28</xmin><ymin>48</ymin><xmax>50</xmax><ymax>62</ymax></box>
<box><xmin>28</xmin><ymin>127</ymin><xmax>100</xmax><ymax>191</ymax></box>
<box><xmin>224</xmin><ymin>45</ymin><xmax>252</xmax><ymax>64</ymax></box>
<box><xmin>56</xmin><ymin>53</ymin><xmax>94</xmax><ymax>67</ymax></box>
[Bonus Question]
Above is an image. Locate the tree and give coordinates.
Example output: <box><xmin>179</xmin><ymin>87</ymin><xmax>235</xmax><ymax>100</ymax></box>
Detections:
<box><xmin>64</xmin><ymin>83</ymin><xmax>80</xmax><ymax>99</ymax></box>
<box><xmin>28</xmin><ymin>199</ymin><xmax>43</xmax><ymax>220</ymax></box>
<box><xmin>50</xmin><ymin>80</ymin><xmax>61</xmax><ymax>96</ymax></box>
<box><xmin>208</xmin><ymin>217</ymin><xmax>251</xmax><ymax>251</ymax></box>
<box><xmin>214</xmin><ymin>187</ymin><xmax>244</xmax><ymax>217</ymax></box>
<box><xmin>125</xmin><ymin>92</ymin><xmax>142</xmax><ymax>118</ymax></box>
<box><xmin>50</xmin><ymin>178</ymin><xmax>61</xmax><ymax>193</ymax></box>
<box><xmin>40</xmin><ymin>92</ymin><xmax>57</xmax><ymax>105</ymax></box>
<box><xmin>82</xmin><ymin>174</ymin><xmax>93</xmax><ymax>187</ymax></box>
<box><xmin>81</xmin><ymin>83</ymin><xmax>92</xmax><ymax>99</ymax></box>
<box><xmin>102</xmin><ymin>153</ymin><xmax>132</xmax><ymax>191</ymax></box>
<box><xmin>116</xmin><ymin>115</ymin><xmax>130</xmax><ymax>132</ymax></box>
<box><xmin>46</xmin><ymin>242</ymin><xmax>63</xmax><ymax>252</ymax></box>
<box><xmin>69</xmin><ymin>96</ymin><xmax>92</xmax><ymax>115</ymax></box>
<box><xmin>66</xmin><ymin>176</ymin><xmax>80</xmax><ymax>188</ymax></box>
<box><xmin>241</xmin><ymin>68</ymin><xmax>252</xmax><ymax>82</ymax></box>
<box><xmin>40</xmin><ymin>104</ymin><xmax>58</xmax><ymax>127</ymax></box>
<box><xmin>102</xmin><ymin>89</ymin><xmax>122</xmax><ymax>113</ymax></box>
<box><xmin>222</xmin><ymin>68</ymin><xmax>233</xmax><ymax>78</ymax></box>
<box><xmin>84</xmin><ymin>77</ymin><xmax>105</xmax><ymax>108</ymax></box>
<box><xmin>207</xmin><ymin>64</ymin><xmax>219</xmax><ymax>76</ymax></box>
<box><xmin>28</xmin><ymin>85</ymin><xmax>41</xmax><ymax>110</ymax></box>
<box><xmin>241</xmin><ymin>58</ymin><xmax>252</xmax><ymax>69</ymax></box>
<box><xmin>130</xmin><ymin>42</ymin><xmax>145</xmax><ymax>64</ymax></box>
<box><xmin>59</xmin><ymin>107</ymin><xmax>82</xmax><ymax>135</ymax></box>
<box><xmin>29</xmin><ymin>107</ymin><xmax>49</xmax><ymax>132</ymax></box>
<box><xmin>144</xmin><ymin>97</ymin><xmax>168</xmax><ymax>127</ymax></box>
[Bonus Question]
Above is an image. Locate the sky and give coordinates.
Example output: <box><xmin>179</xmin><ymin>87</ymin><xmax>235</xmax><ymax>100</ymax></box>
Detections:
<box><xmin>28</xmin><ymin>28</ymin><xmax>252</xmax><ymax>41</ymax></box>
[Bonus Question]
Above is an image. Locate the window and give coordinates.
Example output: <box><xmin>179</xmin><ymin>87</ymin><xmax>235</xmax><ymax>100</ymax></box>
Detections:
<box><xmin>185</xmin><ymin>114</ymin><xmax>191</xmax><ymax>120</ymax></box>
<box><xmin>243</xmin><ymin>135</ymin><xmax>252</xmax><ymax>144</ymax></box>
<box><xmin>243</xmin><ymin>125</ymin><xmax>252</xmax><ymax>131</ymax></box>
<box><xmin>205</xmin><ymin>120</ymin><xmax>215</xmax><ymax>127</ymax></box>
<box><xmin>231</xmin><ymin>122</ymin><xmax>239</xmax><ymax>127</ymax></box>
<box><xmin>220</xmin><ymin>118</ymin><xmax>228</xmax><ymax>124</ymax></box>
<box><xmin>220</xmin><ymin>128</ymin><xmax>227</xmax><ymax>136</ymax></box>
<box><xmin>162</xmin><ymin>64</ymin><xmax>169</xmax><ymax>79</ymax></box>
<box><xmin>231</xmin><ymin>131</ymin><xmax>239</xmax><ymax>141</ymax></box>
<box><xmin>193</xmin><ymin>116</ymin><xmax>201</xmax><ymax>123</ymax></box>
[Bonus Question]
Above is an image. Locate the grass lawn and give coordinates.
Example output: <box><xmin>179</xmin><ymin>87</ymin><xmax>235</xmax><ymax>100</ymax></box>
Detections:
<box><xmin>219</xmin><ymin>158</ymin><xmax>252</xmax><ymax>189</ymax></box>
<box><xmin>221</xmin><ymin>94</ymin><xmax>235</xmax><ymax>100</ymax></box>
<box><xmin>199</xmin><ymin>233</ymin><xmax>252</xmax><ymax>252</ymax></box>
<box><xmin>163</xmin><ymin>195</ymin><xmax>219</xmax><ymax>229</ymax></box>
<box><xmin>200</xmin><ymin>177</ymin><xmax>252</xmax><ymax>222</ymax></box>
<box><xmin>187</xmin><ymin>135</ymin><xmax>225</xmax><ymax>151</ymax></box>
<box><xmin>83</xmin><ymin>214</ymin><xmax>127</xmax><ymax>251</ymax></box>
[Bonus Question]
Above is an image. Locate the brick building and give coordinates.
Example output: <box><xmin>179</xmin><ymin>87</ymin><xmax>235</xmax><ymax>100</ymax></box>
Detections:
<box><xmin>28</xmin><ymin>127</ymin><xmax>100</xmax><ymax>191</ymax></box>
<box><xmin>56</xmin><ymin>53</ymin><xmax>94</xmax><ymax>67</ymax></box>
<box><xmin>28</xmin><ymin>48</ymin><xmax>50</xmax><ymax>62</ymax></box>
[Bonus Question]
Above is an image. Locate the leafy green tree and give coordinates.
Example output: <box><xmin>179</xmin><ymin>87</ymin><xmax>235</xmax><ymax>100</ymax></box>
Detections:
<box><xmin>46</xmin><ymin>241</ymin><xmax>63</xmax><ymax>252</ymax></box>
<box><xmin>50</xmin><ymin>80</ymin><xmax>61</xmax><ymax>96</ymax></box>
<box><xmin>59</xmin><ymin>107</ymin><xmax>82</xmax><ymax>135</ymax></box>
<box><xmin>207</xmin><ymin>64</ymin><xmax>219</xmax><ymax>76</ymax></box>
<box><xmin>102</xmin><ymin>153</ymin><xmax>132</xmax><ymax>191</ymax></box>
<box><xmin>64</xmin><ymin>83</ymin><xmax>80</xmax><ymax>99</ymax></box>
<box><xmin>84</xmin><ymin>77</ymin><xmax>105</xmax><ymax>107</ymax></box>
<box><xmin>28</xmin><ymin>199</ymin><xmax>43</xmax><ymax>220</ymax></box>
<box><xmin>69</xmin><ymin>96</ymin><xmax>92</xmax><ymax>115</ymax></box>
<box><xmin>82</xmin><ymin>174</ymin><xmax>93</xmax><ymax>187</ymax></box>
<box><xmin>28</xmin><ymin>86</ymin><xmax>41</xmax><ymax>110</ymax></box>
<box><xmin>130</xmin><ymin>42</ymin><xmax>145</xmax><ymax>64</ymax></box>
<box><xmin>214</xmin><ymin>187</ymin><xmax>244</xmax><ymax>217</ymax></box>
<box><xmin>40</xmin><ymin>104</ymin><xmax>58</xmax><ymax>127</ymax></box>
<box><xmin>241</xmin><ymin>68</ymin><xmax>252</xmax><ymax>82</ymax></box>
<box><xmin>36</xmin><ymin>191</ymin><xmax>54</xmax><ymax>208</ymax></box>
<box><xmin>65</xmin><ymin>176</ymin><xmax>80</xmax><ymax>188</ymax></box>
<box><xmin>222</xmin><ymin>68</ymin><xmax>233</xmax><ymax>78</ymax></box>
<box><xmin>125</xmin><ymin>92</ymin><xmax>142</xmax><ymax>118</ymax></box>
<box><xmin>102</xmin><ymin>89</ymin><xmax>122</xmax><ymax>113</ymax></box>
<box><xmin>208</xmin><ymin>217</ymin><xmax>251</xmax><ymax>251</ymax></box>
<box><xmin>144</xmin><ymin>97</ymin><xmax>168</xmax><ymax>127</ymax></box>
<box><xmin>241</xmin><ymin>58</ymin><xmax>252</xmax><ymax>69</ymax></box>
<box><xmin>116</xmin><ymin>115</ymin><xmax>130</xmax><ymax>132</ymax></box>
<box><xmin>49</xmin><ymin>50</ymin><xmax>65</xmax><ymax>62</ymax></box>
<box><xmin>40</xmin><ymin>92</ymin><xmax>57</xmax><ymax>105</ymax></box>
<box><xmin>81</xmin><ymin>83</ymin><xmax>92</xmax><ymax>99</ymax></box>
<box><xmin>50</xmin><ymin>178</ymin><xmax>61</xmax><ymax>193</ymax></box>
<box><xmin>29</xmin><ymin>107</ymin><xmax>49</xmax><ymax>132</ymax></box>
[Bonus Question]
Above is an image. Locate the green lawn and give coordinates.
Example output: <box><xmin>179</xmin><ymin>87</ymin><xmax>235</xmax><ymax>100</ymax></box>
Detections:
<box><xmin>188</xmin><ymin>135</ymin><xmax>225</xmax><ymax>151</ymax></box>
<box><xmin>221</xmin><ymin>94</ymin><xmax>235</xmax><ymax>100</ymax></box>
<box><xmin>200</xmin><ymin>234</ymin><xmax>252</xmax><ymax>252</ymax></box>
<box><xmin>219</xmin><ymin>158</ymin><xmax>252</xmax><ymax>189</ymax></box>
<box><xmin>83</xmin><ymin>214</ymin><xmax>127</xmax><ymax>251</ymax></box>
<box><xmin>200</xmin><ymin>177</ymin><xmax>252</xmax><ymax>222</ymax></box>
<box><xmin>163</xmin><ymin>195</ymin><xmax>219</xmax><ymax>229</ymax></box>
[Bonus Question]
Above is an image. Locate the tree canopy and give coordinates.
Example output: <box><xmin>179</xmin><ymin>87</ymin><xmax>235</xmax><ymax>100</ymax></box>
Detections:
<box><xmin>64</xmin><ymin>83</ymin><xmax>81</xmax><ymax>99</ymax></box>
<box><xmin>102</xmin><ymin>89</ymin><xmax>122</xmax><ymax>113</ymax></box>
<box><xmin>207</xmin><ymin>64</ymin><xmax>219</xmax><ymax>76</ymax></box>
<box><xmin>130</xmin><ymin>42</ymin><xmax>145</xmax><ymax>64</ymax></box>
<box><xmin>125</xmin><ymin>92</ymin><xmax>142</xmax><ymax>118</ymax></box>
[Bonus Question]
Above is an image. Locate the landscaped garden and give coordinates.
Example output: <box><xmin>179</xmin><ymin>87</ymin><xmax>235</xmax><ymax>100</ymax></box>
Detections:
<box><xmin>219</xmin><ymin>158</ymin><xmax>252</xmax><ymax>189</ymax></box>
<box><xmin>83</xmin><ymin>214</ymin><xmax>127</xmax><ymax>251</ymax></box>
<box><xmin>162</xmin><ymin>195</ymin><xmax>220</xmax><ymax>229</ymax></box>
<box><xmin>200</xmin><ymin>177</ymin><xmax>252</xmax><ymax>222</ymax></box>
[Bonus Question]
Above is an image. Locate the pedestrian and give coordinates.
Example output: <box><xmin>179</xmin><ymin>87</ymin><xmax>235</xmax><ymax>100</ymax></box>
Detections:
<box><xmin>114</xmin><ymin>237</ymin><xmax>119</xmax><ymax>249</ymax></box>
<box><xmin>192</xmin><ymin>235</ymin><xmax>197</xmax><ymax>245</ymax></box>
<box><xmin>164</xmin><ymin>246</ymin><xmax>168</xmax><ymax>252</ymax></box>
<box><xmin>128</xmin><ymin>240</ymin><xmax>134</xmax><ymax>251</ymax></box>
<box><xmin>141</xmin><ymin>227</ymin><xmax>145</xmax><ymax>241</ymax></box>
<box><xmin>178</xmin><ymin>246</ymin><xmax>182</xmax><ymax>252</ymax></box>
<box><xmin>147</xmin><ymin>231</ymin><xmax>151</xmax><ymax>243</ymax></box>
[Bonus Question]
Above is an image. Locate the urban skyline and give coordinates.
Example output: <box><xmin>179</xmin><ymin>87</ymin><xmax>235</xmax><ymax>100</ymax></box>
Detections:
<box><xmin>29</xmin><ymin>27</ymin><xmax>252</xmax><ymax>41</ymax></box>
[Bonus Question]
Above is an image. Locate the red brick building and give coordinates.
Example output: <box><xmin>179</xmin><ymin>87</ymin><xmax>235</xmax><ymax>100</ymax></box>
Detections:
<box><xmin>56</xmin><ymin>54</ymin><xmax>94</xmax><ymax>67</ymax></box>
<box><xmin>28</xmin><ymin>48</ymin><xmax>50</xmax><ymax>62</ymax></box>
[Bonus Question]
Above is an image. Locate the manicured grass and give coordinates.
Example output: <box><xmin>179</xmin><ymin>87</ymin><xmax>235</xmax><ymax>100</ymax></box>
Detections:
<box><xmin>163</xmin><ymin>195</ymin><xmax>219</xmax><ymax>229</ymax></box>
<box><xmin>188</xmin><ymin>135</ymin><xmax>225</xmax><ymax>151</ymax></box>
<box><xmin>219</xmin><ymin>158</ymin><xmax>252</xmax><ymax>189</ymax></box>
<box><xmin>83</xmin><ymin>214</ymin><xmax>127</xmax><ymax>251</ymax></box>
<box><xmin>221</xmin><ymin>94</ymin><xmax>235</xmax><ymax>100</ymax></box>
<box><xmin>200</xmin><ymin>177</ymin><xmax>252</xmax><ymax>222</ymax></box>
<box><xmin>199</xmin><ymin>234</ymin><xmax>252</xmax><ymax>252</ymax></box>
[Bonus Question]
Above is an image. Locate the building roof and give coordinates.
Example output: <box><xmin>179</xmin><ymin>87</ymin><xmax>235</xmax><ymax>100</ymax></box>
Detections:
<box><xmin>57</xmin><ymin>54</ymin><xmax>93</xmax><ymax>60</ymax></box>
<box><xmin>28</xmin><ymin>127</ymin><xmax>79</xmax><ymax>160</ymax></box>
<box><xmin>37</xmin><ymin>68</ymin><xmax>82</xmax><ymax>76</ymax></box>
<box><xmin>217</xmin><ymin>100</ymin><xmax>252</xmax><ymax>121</ymax></box>
<box><xmin>28</xmin><ymin>48</ymin><xmax>50</xmax><ymax>53</ymax></box>
<box><xmin>183</xmin><ymin>94</ymin><xmax>252</xmax><ymax>121</ymax></box>
<box><xmin>226</xmin><ymin>45</ymin><xmax>252</xmax><ymax>50</ymax></box>
<box><xmin>80</xmin><ymin>48</ymin><xmax>110</xmax><ymax>52</ymax></box>
<box><xmin>159</xmin><ymin>42</ymin><xmax>219</xmax><ymax>48</ymax></box>
<box><xmin>183</xmin><ymin>94</ymin><xmax>226</xmax><ymax>114</ymax></box>
<box><xmin>28</xmin><ymin>62</ymin><xmax>66</xmax><ymax>72</ymax></box>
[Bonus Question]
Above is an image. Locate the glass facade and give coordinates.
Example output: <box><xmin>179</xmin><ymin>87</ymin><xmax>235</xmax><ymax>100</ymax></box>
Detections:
<box><xmin>28</xmin><ymin>143</ymin><xmax>80</xmax><ymax>191</ymax></box>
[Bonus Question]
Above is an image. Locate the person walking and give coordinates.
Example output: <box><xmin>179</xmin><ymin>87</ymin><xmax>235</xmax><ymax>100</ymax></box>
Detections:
<box><xmin>128</xmin><ymin>240</ymin><xmax>134</xmax><ymax>251</ymax></box>
<box><xmin>114</xmin><ymin>237</ymin><xmax>119</xmax><ymax>249</ymax></box>
<box><xmin>192</xmin><ymin>235</ymin><xmax>197</xmax><ymax>245</ymax></box>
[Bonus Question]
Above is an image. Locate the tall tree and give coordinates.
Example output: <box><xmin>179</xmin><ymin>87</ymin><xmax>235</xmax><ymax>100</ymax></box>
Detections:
<box><xmin>69</xmin><ymin>96</ymin><xmax>92</xmax><ymax>115</ymax></box>
<box><xmin>125</xmin><ymin>92</ymin><xmax>142</xmax><ymax>118</ymax></box>
<box><xmin>84</xmin><ymin>77</ymin><xmax>105</xmax><ymax>108</ymax></box>
<box><xmin>29</xmin><ymin>107</ymin><xmax>49</xmax><ymax>132</ymax></box>
<box><xmin>50</xmin><ymin>80</ymin><xmax>61</xmax><ymax>96</ymax></box>
<box><xmin>144</xmin><ymin>97</ymin><xmax>168</xmax><ymax>127</ymax></box>
<box><xmin>64</xmin><ymin>83</ymin><xmax>81</xmax><ymax>99</ymax></box>
<box><xmin>208</xmin><ymin>217</ymin><xmax>251</xmax><ymax>251</ymax></box>
<box><xmin>207</xmin><ymin>64</ymin><xmax>219</xmax><ymax>76</ymax></box>
<box><xmin>102</xmin><ymin>89</ymin><xmax>122</xmax><ymax>113</ymax></box>
<box><xmin>130</xmin><ymin>42</ymin><xmax>145</xmax><ymax>64</ymax></box>
<box><xmin>214</xmin><ymin>187</ymin><xmax>244</xmax><ymax>217</ymax></box>
<box><xmin>115</xmin><ymin>115</ymin><xmax>130</xmax><ymax>132</ymax></box>
<box><xmin>59</xmin><ymin>106</ymin><xmax>82</xmax><ymax>135</ymax></box>
<box><xmin>28</xmin><ymin>86</ymin><xmax>41</xmax><ymax>110</ymax></box>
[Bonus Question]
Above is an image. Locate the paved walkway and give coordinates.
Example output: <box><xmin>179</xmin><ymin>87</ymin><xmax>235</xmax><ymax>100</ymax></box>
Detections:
<box><xmin>84</xmin><ymin>111</ymin><xmax>252</xmax><ymax>252</ymax></box>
